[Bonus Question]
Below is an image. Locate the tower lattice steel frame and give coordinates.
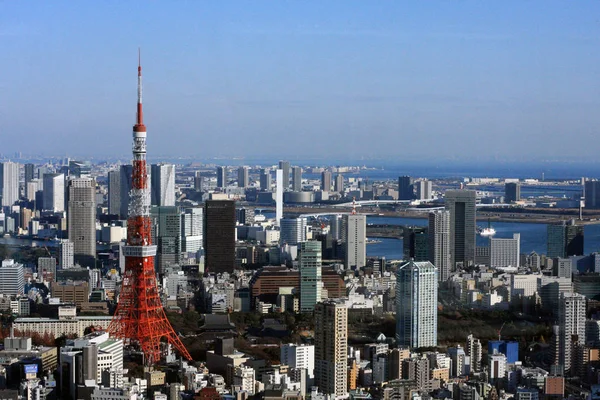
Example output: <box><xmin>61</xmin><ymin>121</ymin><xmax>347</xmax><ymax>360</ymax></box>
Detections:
<box><xmin>108</xmin><ymin>53</ymin><xmax>192</xmax><ymax>364</ymax></box>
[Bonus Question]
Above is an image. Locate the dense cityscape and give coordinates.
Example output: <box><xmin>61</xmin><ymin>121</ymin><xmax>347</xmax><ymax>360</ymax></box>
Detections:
<box><xmin>4</xmin><ymin>2</ymin><xmax>600</xmax><ymax>400</ymax></box>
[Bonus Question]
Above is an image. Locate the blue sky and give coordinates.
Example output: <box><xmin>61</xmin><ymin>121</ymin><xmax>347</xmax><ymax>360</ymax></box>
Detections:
<box><xmin>1</xmin><ymin>1</ymin><xmax>599</xmax><ymax>161</ymax></box>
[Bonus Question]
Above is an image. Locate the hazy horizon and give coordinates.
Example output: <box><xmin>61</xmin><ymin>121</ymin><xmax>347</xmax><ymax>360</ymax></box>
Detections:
<box><xmin>2</xmin><ymin>2</ymin><xmax>599</xmax><ymax>160</ymax></box>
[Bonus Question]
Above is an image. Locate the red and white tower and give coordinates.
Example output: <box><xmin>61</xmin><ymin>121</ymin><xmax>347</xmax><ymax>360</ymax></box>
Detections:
<box><xmin>108</xmin><ymin>53</ymin><xmax>191</xmax><ymax>364</ymax></box>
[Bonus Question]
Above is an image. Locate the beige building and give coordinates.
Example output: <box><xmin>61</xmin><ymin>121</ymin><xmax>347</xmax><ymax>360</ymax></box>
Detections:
<box><xmin>13</xmin><ymin>307</ymin><xmax>111</xmax><ymax>338</ymax></box>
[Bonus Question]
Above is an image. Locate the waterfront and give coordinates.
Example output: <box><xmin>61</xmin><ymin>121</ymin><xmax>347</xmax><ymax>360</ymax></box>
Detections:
<box><xmin>366</xmin><ymin>215</ymin><xmax>600</xmax><ymax>259</ymax></box>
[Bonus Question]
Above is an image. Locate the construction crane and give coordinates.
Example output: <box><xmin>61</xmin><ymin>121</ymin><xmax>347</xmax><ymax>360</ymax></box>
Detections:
<box><xmin>497</xmin><ymin>322</ymin><xmax>506</xmax><ymax>341</ymax></box>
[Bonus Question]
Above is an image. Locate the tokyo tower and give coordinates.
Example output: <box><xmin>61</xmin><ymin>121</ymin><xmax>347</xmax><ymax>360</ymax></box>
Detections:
<box><xmin>108</xmin><ymin>53</ymin><xmax>192</xmax><ymax>364</ymax></box>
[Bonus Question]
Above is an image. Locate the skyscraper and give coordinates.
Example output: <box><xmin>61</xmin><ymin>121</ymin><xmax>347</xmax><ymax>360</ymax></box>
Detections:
<box><xmin>315</xmin><ymin>299</ymin><xmax>348</xmax><ymax>398</ymax></box>
<box><xmin>291</xmin><ymin>166</ymin><xmax>302</xmax><ymax>192</ymax></box>
<box><xmin>119</xmin><ymin>165</ymin><xmax>133</xmax><ymax>220</ymax></box>
<box><xmin>237</xmin><ymin>166</ymin><xmax>249</xmax><ymax>188</ymax></box>
<box><xmin>398</xmin><ymin>176</ymin><xmax>413</xmax><ymax>201</ymax></box>
<box><xmin>108</xmin><ymin>170</ymin><xmax>121</xmax><ymax>216</ymax></box>
<box><xmin>416</xmin><ymin>180</ymin><xmax>432</xmax><ymax>200</ymax></box>
<box><xmin>280</xmin><ymin>217</ymin><xmax>307</xmax><ymax>245</ymax></box>
<box><xmin>445</xmin><ymin>190</ymin><xmax>477</xmax><ymax>268</ymax></box>
<box><xmin>490</xmin><ymin>234</ymin><xmax>520</xmax><ymax>268</ymax></box>
<box><xmin>0</xmin><ymin>259</ymin><xmax>24</xmax><ymax>295</ymax></box>
<box><xmin>585</xmin><ymin>180</ymin><xmax>600</xmax><ymax>209</ymax></box>
<box><xmin>151</xmin><ymin>163</ymin><xmax>175</xmax><ymax>206</ymax></box>
<box><xmin>67</xmin><ymin>178</ymin><xmax>96</xmax><ymax>267</ymax></box>
<box><xmin>505</xmin><ymin>182</ymin><xmax>521</xmax><ymax>203</ymax></box>
<box><xmin>548</xmin><ymin>220</ymin><xmax>584</xmax><ymax>258</ymax></box>
<box><xmin>259</xmin><ymin>168</ymin><xmax>269</xmax><ymax>191</ymax></box>
<box><xmin>396</xmin><ymin>261</ymin><xmax>438</xmax><ymax>348</ymax></box>
<box><xmin>321</xmin><ymin>171</ymin><xmax>332</xmax><ymax>192</ymax></box>
<box><xmin>558</xmin><ymin>292</ymin><xmax>586</xmax><ymax>373</ymax></box>
<box><xmin>334</xmin><ymin>174</ymin><xmax>344</xmax><ymax>193</ymax></box>
<box><xmin>216</xmin><ymin>166</ymin><xmax>227</xmax><ymax>189</ymax></box>
<box><xmin>403</xmin><ymin>227</ymin><xmax>428</xmax><ymax>261</ymax></box>
<box><xmin>24</xmin><ymin>163</ymin><xmax>35</xmax><ymax>184</ymax></box>
<box><xmin>343</xmin><ymin>214</ymin><xmax>366</xmax><ymax>270</ymax></box>
<box><xmin>151</xmin><ymin>206</ymin><xmax>182</xmax><ymax>274</ymax></box>
<box><xmin>42</xmin><ymin>173</ymin><xmax>65</xmax><ymax>212</ymax></box>
<box><xmin>181</xmin><ymin>207</ymin><xmax>203</xmax><ymax>253</ymax></box>
<box><xmin>204</xmin><ymin>200</ymin><xmax>236</xmax><ymax>273</ymax></box>
<box><xmin>0</xmin><ymin>162</ymin><xmax>19</xmax><ymax>207</ymax></box>
<box><xmin>278</xmin><ymin>161</ymin><xmax>290</xmax><ymax>189</ymax></box>
<box><xmin>276</xmin><ymin>169</ymin><xmax>283</xmax><ymax>226</ymax></box>
<box><xmin>299</xmin><ymin>241</ymin><xmax>322</xmax><ymax>312</ymax></box>
<box><xmin>428</xmin><ymin>211</ymin><xmax>451</xmax><ymax>282</ymax></box>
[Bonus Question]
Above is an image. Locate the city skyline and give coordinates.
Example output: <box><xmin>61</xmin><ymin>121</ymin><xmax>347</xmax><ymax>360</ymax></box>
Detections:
<box><xmin>2</xmin><ymin>2</ymin><xmax>600</xmax><ymax>160</ymax></box>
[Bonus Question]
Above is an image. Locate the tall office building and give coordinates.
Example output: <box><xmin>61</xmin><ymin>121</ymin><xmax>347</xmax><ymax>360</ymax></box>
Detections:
<box><xmin>490</xmin><ymin>233</ymin><xmax>520</xmax><ymax>268</ymax></box>
<box><xmin>314</xmin><ymin>299</ymin><xmax>348</xmax><ymax>398</ymax></box>
<box><xmin>428</xmin><ymin>211</ymin><xmax>451</xmax><ymax>282</ymax></box>
<box><xmin>278</xmin><ymin>161</ymin><xmax>290</xmax><ymax>189</ymax></box>
<box><xmin>398</xmin><ymin>176</ymin><xmax>413</xmax><ymax>201</ymax></box>
<box><xmin>237</xmin><ymin>166</ymin><xmax>249</xmax><ymax>188</ymax></box>
<box><xmin>181</xmin><ymin>207</ymin><xmax>203</xmax><ymax>253</ymax></box>
<box><xmin>403</xmin><ymin>227</ymin><xmax>428</xmax><ymax>261</ymax></box>
<box><xmin>548</xmin><ymin>220</ymin><xmax>584</xmax><ymax>258</ymax></box>
<box><xmin>0</xmin><ymin>259</ymin><xmax>24</xmax><ymax>295</ymax></box>
<box><xmin>68</xmin><ymin>160</ymin><xmax>91</xmax><ymax>178</ymax></box>
<box><xmin>276</xmin><ymin>169</ymin><xmax>283</xmax><ymax>226</ymax></box>
<box><xmin>42</xmin><ymin>173</ymin><xmax>65</xmax><ymax>212</ymax></box>
<box><xmin>26</xmin><ymin>179</ymin><xmax>41</xmax><ymax>202</ymax></box>
<box><xmin>24</xmin><ymin>163</ymin><xmax>35</xmax><ymax>184</ymax></box>
<box><xmin>416</xmin><ymin>180</ymin><xmax>432</xmax><ymax>200</ymax></box>
<box><xmin>342</xmin><ymin>214</ymin><xmax>366</xmax><ymax>270</ymax></box>
<box><xmin>558</xmin><ymin>292</ymin><xmax>586</xmax><ymax>373</ymax></box>
<box><xmin>280</xmin><ymin>217</ymin><xmax>307</xmax><ymax>245</ymax></box>
<box><xmin>67</xmin><ymin>178</ymin><xmax>96</xmax><ymax>267</ymax></box>
<box><xmin>291</xmin><ymin>166</ymin><xmax>302</xmax><ymax>192</ymax></box>
<box><xmin>396</xmin><ymin>261</ymin><xmax>438</xmax><ymax>348</ymax></box>
<box><xmin>58</xmin><ymin>239</ymin><xmax>74</xmax><ymax>269</ymax></box>
<box><xmin>259</xmin><ymin>168</ymin><xmax>270</xmax><ymax>191</ymax></box>
<box><xmin>334</xmin><ymin>174</ymin><xmax>344</xmax><ymax>193</ymax></box>
<box><xmin>151</xmin><ymin>206</ymin><xmax>182</xmax><ymax>274</ymax></box>
<box><xmin>151</xmin><ymin>163</ymin><xmax>175</xmax><ymax>206</ymax></box>
<box><xmin>505</xmin><ymin>182</ymin><xmax>521</xmax><ymax>203</ymax></box>
<box><xmin>585</xmin><ymin>180</ymin><xmax>600</xmax><ymax>209</ymax></box>
<box><xmin>321</xmin><ymin>171</ymin><xmax>332</xmax><ymax>192</ymax></box>
<box><xmin>204</xmin><ymin>200</ymin><xmax>236</xmax><ymax>273</ymax></box>
<box><xmin>216</xmin><ymin>166</ymin><xmax>227</xmax><ymax>189</ymax></box>
<box><xmin>107</xmin><ymin>170</ymin><xmax>121</xmax><ymax>216</ymax></box>
<box><xmin>299</xmin><ymin>241</ymin><xmax>323</xmax><ymax>312</ymax></box>
<box><xmin>466</xmin><ymin>334</ymin><xmax>483</xmax><ymax>373</ymax></box>
<box><xmin>0</xmin><ymin>162</ymin><xmax>19</xmax><ymax>207</ymax></box>
<box><xmin>445</xmin><ymin>190</ymin><xmax>477</xmax><ymax>268</ymax></box>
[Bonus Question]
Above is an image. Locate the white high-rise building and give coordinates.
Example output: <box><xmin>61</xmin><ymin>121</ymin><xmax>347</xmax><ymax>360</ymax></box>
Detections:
<box><xmin>343</xmin><ymin>214</ymin><xmax>366</xmax><ymax>270</ymax></box>
<box><xmin>280</xmin><ymin>217</ymin><xmax>307</xmax><ymax>245</ymax></box>
<box><xmin>558</xmin><ymin>292</ymin><xmax>586</xmax><ymax>372</ymax></box>
<box><xmin>151</xmin><ymin>163</ymin><xmax>175</xmax><ymax>206</ymax></box>
<box><xmin>182</xmin><ymin>207</ymin><xmax>203</xmax><ymax>253</ymax></box>
<box><xmin>59</xmin><ymin>239</ymin><xmax>75</xmax><ymax>269</ymax></box>
<box><xmin>233</xmin><ymin>366</ymin><xmax>255</xmax><ymax>395</ymax></box>
<box><xmin>488</xmin><ymin>350</ymin><xmax>507</xmax><ymax>381</ymax></box>
<box><xmin>43</xmin><ymin>173</ymin><xmax>65</xmax><ymax>212</ymax></box>
<box><xmin>0</xmin><ymin>259</ymin><xmax>24</xmax><ymax>295</ymax></box>
<box><xmin>396</xmin><ymin>261</ymin><xmax>438</xmax><ymax>348</ymax></box>
<box><xmin>490</xmin><ymin>233</ymin><xmax>520</xmax><ymax>268</ymax></box>
<box><xmin>428</xmin><ymin>211</ymin><xmax>451</xmax><ymax>282</ymax></box>
<box><xmin>67</xmin><ymin>178</ymin><xmax>96</xmax><ymax>267</ymax></box>
<box><xmin>281</xmin><ymin>344</ymin><xmax>315</xmax><ymax>378</ymax></box>
<box><xmin>26</xmin><ymin>179</ymin><xmax>41</xmax><ymax>202</ymax></box>
<box><xmin>416</xmin><ymin>180</ymin><xmax>433</xmax><ymax>200</ymax></box>
<box><xmin>466</xmin><ymin>334</ymin><xmax>483</xmax><ymax>373</ymax></box>
<box><xmin>0</xmin><ymin>162</ymin><xmax>19</xmax><ymax>207</ymax></box>
<box><xmin>276</xmin><ymin>169</ymin><xmax>283</xmax><ymax>226</ymax></box>
<box><xmin>315</xmin><ymin>299</ymin><xmax>348</xmax><ymax>398</ymax></box>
